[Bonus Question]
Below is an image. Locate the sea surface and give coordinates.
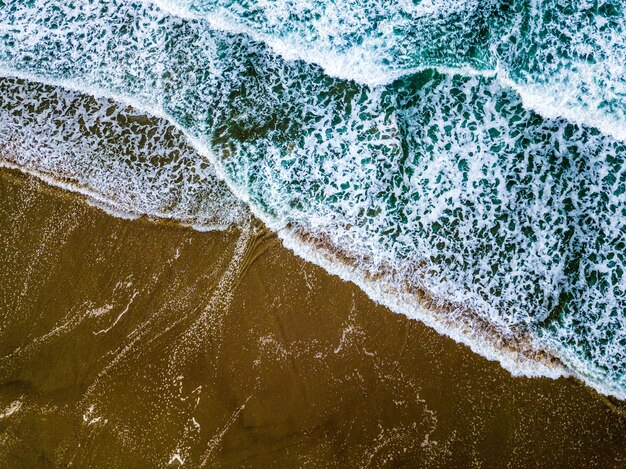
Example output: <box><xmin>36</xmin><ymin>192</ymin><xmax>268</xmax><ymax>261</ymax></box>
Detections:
<box><xmin>0</xmin><ymin>0</ymin><xmax>625</xmax><ymax>399</ymax></box>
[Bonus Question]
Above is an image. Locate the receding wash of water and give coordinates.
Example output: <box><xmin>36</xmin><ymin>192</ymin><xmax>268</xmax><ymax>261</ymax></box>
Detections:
<box><xmin>1</xmin><ymin>0</ymin><xmax>625</xmax><ymax>415</ymax></box>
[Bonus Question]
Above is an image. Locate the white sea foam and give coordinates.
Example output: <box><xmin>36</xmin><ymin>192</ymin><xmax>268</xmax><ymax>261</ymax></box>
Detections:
<box><xmin>146</xmin><ymin>0</ymin><xmax>626</xmax><ymax>142</ymax></box>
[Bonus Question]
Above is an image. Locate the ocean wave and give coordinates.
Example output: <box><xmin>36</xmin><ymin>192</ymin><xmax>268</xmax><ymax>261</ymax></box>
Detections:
<box><xmin>146</xmin><ymin>0</ymin><xmax>626</xmax><ymax>141</ymax></box>
<box><xmin>1</xmin><ymin>0</ymin><xmax>625</xmax><ymax>399</ymax></box>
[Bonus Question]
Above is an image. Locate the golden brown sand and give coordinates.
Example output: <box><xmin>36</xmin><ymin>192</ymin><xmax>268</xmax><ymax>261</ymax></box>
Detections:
<box><xmin>0</xmin><ymin>168</ymin><xmax>625</xmax><ymax>467</ymax></box>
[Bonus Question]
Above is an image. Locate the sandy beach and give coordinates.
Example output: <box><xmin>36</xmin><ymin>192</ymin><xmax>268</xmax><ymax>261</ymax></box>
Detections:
<box><xmin>0</xmin><ymin>167</ymin><xmax>624</xmax><ymax>467</ymax></box>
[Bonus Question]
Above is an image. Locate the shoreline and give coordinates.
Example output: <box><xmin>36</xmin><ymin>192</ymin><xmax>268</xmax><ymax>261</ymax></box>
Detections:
<box><xmin>1</xmin><ymin>166</ymin><xmax>625</xmax><ymax>465</ymax></box>
<box><xmin>6</xmin><ymin>161</ymin><xmax>622</xmax><ymax>401</ymax></box>
<box><xmin>1</xmin><ymin>71</ymin><xmax>622</xmax><ymax>400</ymax></box>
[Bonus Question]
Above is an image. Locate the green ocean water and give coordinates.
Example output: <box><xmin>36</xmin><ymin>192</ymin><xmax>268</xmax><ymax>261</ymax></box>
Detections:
<box><xmin>0</xmin><ymin>0</ymin><xmax>625</xmax><ymax>398</ymax></box>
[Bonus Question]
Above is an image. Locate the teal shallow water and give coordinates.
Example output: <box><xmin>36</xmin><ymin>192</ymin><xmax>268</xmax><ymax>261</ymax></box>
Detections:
<box><xmin>151</xmin><ymin>0</ymin><xmax>626</xmax><ymax>139</ymax></box>
<box><xmin>0</xmin><ymin>0</ymin><xmax>625</xmax><ymax>398</ymax></box>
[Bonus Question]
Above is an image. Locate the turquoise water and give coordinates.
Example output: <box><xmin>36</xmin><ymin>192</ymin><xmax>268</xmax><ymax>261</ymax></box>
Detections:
<box><xmin>0</xmin><ymin>0</ymin><xmax>625</xmax><ymax>398</ymax></box>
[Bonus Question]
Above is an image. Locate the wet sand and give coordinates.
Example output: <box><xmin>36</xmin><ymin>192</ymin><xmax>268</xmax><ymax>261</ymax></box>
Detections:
<box><xmin>0</xmin><ymin>167</ymin><xmax>625</xmax><ymax>468</ymax></box>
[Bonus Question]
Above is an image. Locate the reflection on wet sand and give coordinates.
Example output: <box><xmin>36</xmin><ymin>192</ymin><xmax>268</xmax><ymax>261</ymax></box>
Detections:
<box><xmin>0</xmin><ymin>168</ymin><xmax>625</xmax><ymax>467</ymax></box>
